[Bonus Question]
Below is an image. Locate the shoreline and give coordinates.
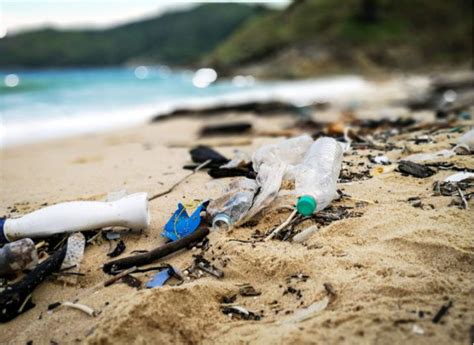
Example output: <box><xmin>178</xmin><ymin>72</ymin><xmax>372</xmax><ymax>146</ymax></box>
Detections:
<box><xmin>1</xmin><ymin>75</ymin><xmax>419</xmax><ymax>149</ymax></box>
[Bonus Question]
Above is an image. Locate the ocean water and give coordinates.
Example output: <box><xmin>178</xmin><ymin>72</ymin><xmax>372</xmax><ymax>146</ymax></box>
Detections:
<box><xmin>0</xmin><ymin>67</ymin><xmax>372</xmax><ymax>147</ymax></box>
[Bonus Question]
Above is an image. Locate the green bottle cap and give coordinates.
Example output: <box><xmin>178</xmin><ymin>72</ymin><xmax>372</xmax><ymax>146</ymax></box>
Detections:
<box><xmin>296</xmin><ymin>195</ymin><xmax>317</xmax><ymax>216</ymax></box>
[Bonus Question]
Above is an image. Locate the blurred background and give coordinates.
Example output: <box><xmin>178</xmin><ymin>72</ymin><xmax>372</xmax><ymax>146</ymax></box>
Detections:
<box><xmin>0</xmin><ymin>0</ymin><xmax>472</xmax><ymax>147</ymax></box>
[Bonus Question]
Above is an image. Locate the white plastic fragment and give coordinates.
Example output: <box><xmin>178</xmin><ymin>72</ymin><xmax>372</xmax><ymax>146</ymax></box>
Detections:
<box><xmin>62</xmin><ymin>302</ymin><xmax>97</xmax><ymax>317</ymax></box>
<box><xmin>444</xmin><ymin>172</ymin><xmax>474</xmax><ymax>183</ymax></box>
<box><xmin>292</xmin><ymin>225</ymin><xmax>319</xmax><ymax>243</ymax></box>
<box><xmin>404</xmin><ymin>149</ymin><xmax>455</xmax><ymax>162</ymax></box>
<box><xmin>373</xmin><ymin>155</ymin><xmax>390</xmax><ymax>165</ymax></box>
<box><xmin>457</xmin><ymin>128</ymin><xmax>474</xmax><ymax>151</ymax></box>
<box><xmin>59</xmin><ymin>232</ymin><xmax>85</xmax><ymax>284</ymax></box>
<box><xmin>284</xmin><ymin>296</ymin><xmax>329</xmax><ymax>324</ymax></box>
<box><xmin>412</xmin><ymin>324</ymin><xmax>424</xmax><ymax>335</ymax></box>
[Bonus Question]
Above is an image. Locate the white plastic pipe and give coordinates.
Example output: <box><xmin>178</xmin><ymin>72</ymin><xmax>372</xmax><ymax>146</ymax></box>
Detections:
<box><xmin>1</xmin><ymin>193</ymin><xmax>149</xmax><ymax>243</ymax></box>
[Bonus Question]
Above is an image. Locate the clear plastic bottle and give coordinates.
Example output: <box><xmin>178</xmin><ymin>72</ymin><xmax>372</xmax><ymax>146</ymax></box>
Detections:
<box><xmin>207</xmin><ymin>178</ymin><xmax>258</xmax><ymax>230</ymax></box>
<box><xmin>295</xmin><ymin>137</ymin><xmax>343</xmax><ymax>215</ymax></box>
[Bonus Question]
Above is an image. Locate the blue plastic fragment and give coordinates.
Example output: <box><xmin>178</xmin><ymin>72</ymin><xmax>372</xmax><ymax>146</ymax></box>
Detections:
<box><xmin>146</xmin><ymin>267</ymin><xmax>174</xmax><ymax>288</ymax></box>
<box><xmin>162</xmin><ymin>202</ymin><xmax>206</xmax><ymax>241</ymax></box>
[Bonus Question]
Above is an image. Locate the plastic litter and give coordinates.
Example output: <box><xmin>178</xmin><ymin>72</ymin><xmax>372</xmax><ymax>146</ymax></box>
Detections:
<box><xmin>292</xmin><ymin>225</ymin><xmax>319</xmax><ymax>243</ymax></box>
<box><xmin>241</xmin><ymin>134</ymin><xmax>314</xmax><ymax>223</ymax></box>
<box><xmin>221</xmin><ymin>150</ymin><xmax>251</xmax><ymax>169</ymax></box>
<box><xmin>162</xmin><ymin>202</ymin><xmax>206</xmax><ymax>241</ymax></box>
<box><xmin>62</xmin><ymin>301</ymin><xmax>97</xmax><ymax>317</ymax></box>
<box><xmin>295</xmin><ymin>137</ymin><xmax>343</xmax><ymax>216</ymax></box>
<box><xmin>370</xmin><ymin>155</ymin><xmax>391</xmax><ymax>165</ymax></box>
<box><xmin>146</xmin><ymin>267</ymin><xmax>174</xmax><ymax>288</ymax></box>
<box><xmin>0</xmin><ymin>193</ymin><xmax>149</xmax><ymax>243</ymax></box>
<box><xmin>0</xmin><ymin>238</ymin><xmax>38</xmax><ymax>276</ymax></box>
<box><xmin>444</xmin><ymin>172</ymin><xmax>474</xmax><ymax>182</ymax></box>
<box><xmin>284</xmin><ymin>296</ymin><xmax>329</xmax><ymax>324</ymax></box>
<box><xmin>207</xmin><ymin>178</ymin><xmax>258</xmax><ymax>230</ymax></box>
<box><xmin>404</xmin><ymin>149</ymin><xmax>455</xmax><ymax>162</ymax></box>
<box><xmin>457</xmin><ymin>128</ymin><xmax>474</xmax><ymax>151</ymax></box>
<box><xmin>59</xmin><ymin>233</ymin><xmax>85</xmax><ymax>284</ymax></box>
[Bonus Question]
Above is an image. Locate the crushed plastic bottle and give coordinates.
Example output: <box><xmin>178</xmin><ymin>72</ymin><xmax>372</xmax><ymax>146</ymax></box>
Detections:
<box><xmin>239</xmin><ymin>134</ymin><xmax>314</xmax><ymax>224</ymax></box>
<box><xmin>295</xmin><ymin>137</ymin><xmax>343</xmax><ymax>215</ymax></box>
<box><xmin>207</xmin><ymin>178</ymin><xmax>258</xmax><ymax>230</ymax></box>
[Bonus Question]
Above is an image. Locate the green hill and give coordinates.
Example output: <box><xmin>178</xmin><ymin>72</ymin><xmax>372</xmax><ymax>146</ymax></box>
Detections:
<box><xmin>208</xmin><ymin>0</ymin><xmax>473</xmax><ymax>78</ymax></box>
<box><xmin>0</xmin><ymin>4</ymin><xmax>268</xmax><ymax>68</ymax></box>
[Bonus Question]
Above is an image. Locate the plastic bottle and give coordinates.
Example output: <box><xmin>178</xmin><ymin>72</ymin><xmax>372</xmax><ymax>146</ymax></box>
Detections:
<box><xmin>207</xmin><ymin>178</ymin><xmax>258</xmax><ymax>230</ymax></box>
<box><xmin>295</xmin><ymin>137</ymin><xmax>343</xmax><ymax>216</ymax></box>
<box><xmin>240</xmin><ymin>134</ymin><xmax>314</xmax><ymax>224</ymax></box>
<box><xmin>0</xmin><ymin>238</ymin><xmax>38</xmax><ymax>276</ymax></box>
<box><xmin>0</xmin><ymin>192</ymin><xmax>149</xmax><ymax>243</ymax></box>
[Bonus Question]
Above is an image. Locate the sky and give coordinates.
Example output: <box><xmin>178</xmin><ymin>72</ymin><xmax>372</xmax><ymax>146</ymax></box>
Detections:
<box><xmin>0</xmin><ymin>0</ymin><xmax>290</xmax><ymax>36</ymax></box>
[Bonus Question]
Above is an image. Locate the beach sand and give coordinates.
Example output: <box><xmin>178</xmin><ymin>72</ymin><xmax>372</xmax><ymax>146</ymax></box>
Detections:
<box><xmin>1</xmin><ymin>80</ymin><xmax>473</xmax><ymax>345</ymax></box>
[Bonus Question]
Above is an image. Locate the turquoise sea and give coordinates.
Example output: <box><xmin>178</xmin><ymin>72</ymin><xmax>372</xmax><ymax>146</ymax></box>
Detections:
<box><xmin>0</xmin><ymin>67</ymin><xmax>369</xmax><ymax>147</ymax></box>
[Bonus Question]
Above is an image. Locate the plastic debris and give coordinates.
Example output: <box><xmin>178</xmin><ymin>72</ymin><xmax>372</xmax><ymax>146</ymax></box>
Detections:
<box><xmin>284</xmin><ymin>296</ymin><xmax>329</xmax><ymax>324</ymax></box>
<box><xmin>369</xmin><ymin>155</ymin><xmax>391</xmax><ymax>165</ymax></box>
<box><xmin>207</xmin><ymin>178</ymin><xmax>258</xmax><ymax>230</ymax></box>
<box><xmin>221</xmin><ymin>150</ymin><xmax>251</xmax><ymax>169</ymax></box>
<box><xmin>412</xmin><ymin>324</ymin><xmax>425</xmax><ymax>335</ymax></box>
<box><xmin>0</xmin><ymin>193</ymin><xmax>149</xmax><ymax>243</ymax></box>
<box><xmin>162</xmin><ymin>202</ymin><xmax>206</xmax><ymax>241</ymax></box>
<box><xmin>404</xmin><ymin>149</ymin><xmax>455</xmax><ymax>162</ymax></box>
<box><xmin>457</xmin><ymin>128</ymin><xmax>474</xmax><ymax>151</ymax></box>
<box><xmin>444</xmin><ymin>172</ymin><xmax>474</xmax><ymax>182</ymax></box>
<box><xmin>294</xmin><ymin>137</ymin><xmax>343</xmax><ymax>216</ymax></box>
<box><xmin>0</xmin><ymin>238</ymin><xmax>38</xmax><ymax>276</ymax></box>
<box><xmin>292</xmin><ymin>225</ymin><xmax>319</xmax><ymax>243</ymax></box>
<box><xmin>62</xmin><ymin>301</ymin><xmax>97</xmax><ymax>317</ymax></box>
<box><xmin>146</xmin><ymin>267</ymin><xmax>175</xmax><ymax>288</ymax></box>
<box><xmin>241</xmin><ymin>134</ymin><xmax>314</xmax><ymax>223</ymax></box>
<box><xmin>59</xmin><ymin>232</ymin><xmax>85</xmax><ymax>284</ymax></box>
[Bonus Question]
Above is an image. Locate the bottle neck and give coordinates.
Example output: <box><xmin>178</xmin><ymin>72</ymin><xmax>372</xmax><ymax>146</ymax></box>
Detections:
<box><xmin>212</xmin><ymin>213</ymin><xmax>232</xmax><ymax>231</ymax></box>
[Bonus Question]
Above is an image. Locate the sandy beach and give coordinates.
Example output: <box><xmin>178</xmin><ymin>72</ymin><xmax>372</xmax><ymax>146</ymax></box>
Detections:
<box><xmin>1</xmin><ymin>78</ymin><xmax>473</xmax><ymax>345</ymax></box>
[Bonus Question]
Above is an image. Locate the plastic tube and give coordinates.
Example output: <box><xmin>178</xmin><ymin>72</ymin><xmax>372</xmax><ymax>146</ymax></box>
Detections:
<box><xmin>0</xmin><ymin>193</ymin><xmax>149</xmax><ymax>243</ymax></box>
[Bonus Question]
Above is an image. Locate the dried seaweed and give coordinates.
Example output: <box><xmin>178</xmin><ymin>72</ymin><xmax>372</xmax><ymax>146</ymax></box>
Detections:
<box><xmin>0</xmin><ymin>245</ymin><xmax>67</xmax><ymax>323</ymax></box>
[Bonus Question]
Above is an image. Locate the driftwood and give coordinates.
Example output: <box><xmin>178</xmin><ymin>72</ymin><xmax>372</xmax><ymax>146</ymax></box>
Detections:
<box><xmin>103</xmin><ymin>227</ymin><xmax>210</xmax><ymax>274</ymax></box>
<box><xmin>151</xmin><ymin>100</ymin><xmax>299</xmax><ymax>123</ymax></box>
<box><xmin>432</xmin><ymin>72</ymin><xmax>474</xmax><ymax>92</ymax></box>
<box><xmin>0</xmin><ymin>245</ymin><xmax>67</xmax><ymax>323</ymax></box>
<box><xmin>200</xmin><ymin>122</ymin><xmax>252</xmax><ymax>137</ymax></box>
<box><xmin>398</xmin><ymin>161</ymin><xmax>436</xmax><ymax>178</ymax></box>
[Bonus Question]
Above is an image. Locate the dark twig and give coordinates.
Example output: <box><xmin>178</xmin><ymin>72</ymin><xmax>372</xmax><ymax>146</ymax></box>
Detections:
<box><xmin>0</xmin><ymin>245</ymin><xmax>67</xmax><ymax>323</ymax></box>
<box><xmin>103</xmin><ymin>227</ymin><xmax>210</xmax><ymax>273</ymax></box>
<box><xmin>149</xmin><ymin>160</ymin><xmax>211</xmax><ymax>201</ymax></box>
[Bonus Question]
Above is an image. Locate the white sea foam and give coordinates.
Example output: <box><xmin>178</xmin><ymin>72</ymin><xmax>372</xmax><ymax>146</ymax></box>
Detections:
<box><xmin>0</xmin><ymin>76</ymin><xmax>373</xmax><ymax>148</ymax></box>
